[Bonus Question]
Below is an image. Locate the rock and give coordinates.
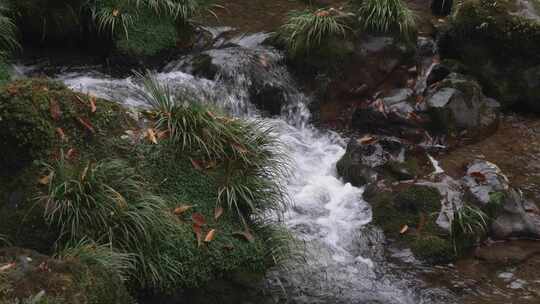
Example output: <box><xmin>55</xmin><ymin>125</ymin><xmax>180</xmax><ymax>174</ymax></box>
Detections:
<box><xmin>491</xmin><ymin>189</ymin><xmax>540</xmax><ymax>240</ymax></box>
<box><xmin>426</xmin><ymin>63</ymin><xmax>451</xmax><ymax>86</ymax></box>
<box><xmin>439</xmin><ymin>0</ymin><xmax>540</xmax><ymax>111</ymax></box>
<box><xmin>425</xmin><ymin>73</ymin><xmax>499</xmax><ymax>137</ymax></box>
<box><xmin>431</xmin><ymin>0</ymin><xmax>453</xmax><ymax>16</ymax></box>
<box><xmin>463</xmin><ymin>160</ymin><xmax>511</xmax><ymax>206</ymax></box>
<box><xmin>0</xmin><ymin>247</ymin><xmax>132</xmax><ymax>303</ymax></box>
<box><xmin>475</xmin><ymin>241</ymin><xmax>540</xmax><ymax>265</ymax></box>
<box><xmin>337</xmin><ymin>136</ymin><xmax>432</xmax><ymax>187</ymax></box>
<box><xmin>351</xmin><ymin>89</ymin><xmax>430</xmax><ymax>141</ymax></box>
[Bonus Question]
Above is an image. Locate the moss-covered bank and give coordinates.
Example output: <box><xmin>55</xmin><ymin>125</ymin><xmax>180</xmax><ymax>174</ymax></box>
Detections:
<box><xmin>0</xmin><ymin>78</ymin><xmax>292</xmax><ymax>301</ymax></box>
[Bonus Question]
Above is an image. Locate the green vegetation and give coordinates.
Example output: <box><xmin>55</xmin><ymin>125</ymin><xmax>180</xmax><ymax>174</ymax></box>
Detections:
<box><xmin>450</xmin><ymin>204</ymin><xmax>489</xmax><ymax>254</ymax></box>
<box><xmin>0</xmin><ymin>0</ymin><xmax>18</xmax><ymax>54</ymax></box>
<box><xmin>275</xmin><ymin>8</ymin><xmax>351</xmax><ymax>57</ymax></box>
<box><xmin>0</xmin><ymin>77</ymin><xmax>296</xmax><ymax>299</ymax></box>
<box><xmin>354</xmin><ymin>0</ymin><xmax>417</xmax><ymax>41</ymax></box>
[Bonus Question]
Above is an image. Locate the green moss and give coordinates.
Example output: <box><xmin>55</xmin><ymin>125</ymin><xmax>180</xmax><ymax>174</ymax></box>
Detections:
<box><xmin>366</xmin><ymin>184</ymin><xmax>454</xmax><ymax>263</ymax></box>
<box><xmin>411</xmin><ymin>235</ymin><xmax>454</xmax><ymax>264</ymax></box>
<box><xmin>336</xmin><ymin>152</ymin><xmax>370</xmax><ymax>187</ymax></box>
<box><xmin>116</xmin><ymin>12</ymin><xmax>177</xmax><ymax>57</ymax></box>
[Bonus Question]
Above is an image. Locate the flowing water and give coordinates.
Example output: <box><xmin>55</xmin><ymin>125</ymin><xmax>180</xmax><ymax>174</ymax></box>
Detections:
<box><xmin>15</xmin><ymin>33</ymin><xmax>458</xmax><ymax>304</ymax></box>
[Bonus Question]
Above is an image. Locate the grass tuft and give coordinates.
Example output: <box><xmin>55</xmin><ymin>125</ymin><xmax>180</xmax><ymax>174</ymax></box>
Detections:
<box><xmin>0</xmin><ymin>1</ymin><xmax>19</xmax><ymax>54</ymax></box>
<box><xmin>451</xmin><ymin>204</ymin><xmax>489</xmax><ymax>254</ymax></box>
<box><xmin>275</xmin><ymin>8</ymin><xmax>352</xmax><ymax>57</ymax></box>
<box><xmin>354</xmin><ymin>0</ymin><xmax>417</xmax><ymax>41</ymax></box>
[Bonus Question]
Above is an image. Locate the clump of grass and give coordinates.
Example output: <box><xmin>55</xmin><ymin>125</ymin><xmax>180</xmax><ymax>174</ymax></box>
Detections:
<box><xmin>0</xmin><ymin>1</ymin><xmax>19</xmax><ymax>54</ymax></box>
<box><xmin>275</xmin><ymin>8</ymin><xmax>352</xmax><ymax>57</ymax></box>
<box><xmin>38</xmin><ymin>154</ymin><xmax>187</xmax><ymax>290</ymax></box>
<box><xmin>56</xmin><ymin>238</ymin><xmax>135</xmax><ymax>281</ymax></box>
<box><xmin>354</xmin><ymin>0</ymin><xmax>417</xmax><ymax>41</ymax></box>
<box><xmin>450</xmin><ymin>204</ymin><xmax>489</xmax><ymax>254</ymax></box>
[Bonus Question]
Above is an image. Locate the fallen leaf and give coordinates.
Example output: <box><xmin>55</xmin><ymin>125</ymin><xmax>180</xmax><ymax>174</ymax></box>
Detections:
<box><xmin>315</xmin><ymin>10</ymin><xmax>330</xmax><ymax>17</ymax></box>
<box><xmin>77</xmin><ymin>117</ymin><xmax>95</xmax><ymax>133</ymax></box>
<box><xmin>66</xmin><ymin>148</ymin><xmax>78</xmax><ymax>160</ymax></box>
<box><xmin>193</xmin><ymin>223</ymin><xmax>203</xmax><ymax>247</ymax></box>
<box><xmin>470</xmin><ymin>171</ymin><xmax>487</xmax><ymax>183</ymax></box>
<box><xmin>56</xmin><ymin>128</ymin><xmax>67</xmax><ymax>142</ymax></box>
<box><xmin>190</xmin><ymin>158</ymin><xmax>202</xmax><ymax>171</ymax></box>
<box><xmin>174</xmin><ymin>205</ymin><xmax>193</xmax><ymax>215</ymax></box>
<box><xmin>204</xmin><ymin>160</ymin><xmax>217</xmax><ymax>169</ymax></box>
<box><xmin>0</xmin><ymin>262</ymin><xmax>15</xmax><ymax>272</ymax></box>
<box><xmin>400</xmin><ymin>225</ymin><xmax>409</xmax><ymax>235</ymax></box>
<box><xmin>50</xmin><ymin>99</ymin><xmax>61</xmax><ymax>121</ymax></box>
<box><xmin>191</xmin><ymin>212</ymin><xmax>206</xmax><ymax>226</ymax></box>
<box><xmin>214</xmin><ymin>207</ymin><xmax>224</xmax><ymax>221</ymax></box>
<box><xmin>89</xmin><ymin>96</ymin><xmax>97</xmax><ymax>113</ymax></box>
<box><xmin>81</xmin><ymin>164</ymin><xmax>89</xmax><ymax>181</ymax></box>
<box><xmin>357</xmin><ymin>135</ymin><xmax>377</xmax><ymax>145</ymax></box>
<box><xmin>112</xmin><ymin>9</ymin><xmax>120</xmax><ymax>17</ymax></box>
<box><xmin>6</xmin><ymin>85</ymin><xmax>18</xmax><ymax>95</ymax></box>
<box><xmin>233</xmin><ymin>229</ymin><xmax>255</xmax><ymax>243</ymax></box>
<box><xmin>146</xmin><ymin>128</ymin><xmax>158</xmax><ymax>144</ymax></box>
<box><xmin>204</xmin><ymin>229</ymin><xmax>217</xmax><ymax>242</ymax></box>
<box><xmin>206</xmin><ymin>111</ymin><xmax>216</xmax><ymax>119</ymax></box>
<box><xmin>157</xmin><ymin>130</ymin><xmax>169</xmax><ymax>140</ymax></box>
<box><xmin>38</xmin><ymin>173</ymin><xmax>52</xmax><ymax>185</ymax></box>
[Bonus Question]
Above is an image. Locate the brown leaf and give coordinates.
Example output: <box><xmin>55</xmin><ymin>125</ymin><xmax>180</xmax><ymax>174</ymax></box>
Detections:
<box><xmin>0</xmin><ymin>262</ymin><xmax>15</xmax><ymax>272</ymax></box>
<box><xmin>233</xmin><ymin>229</ymin><xmax>255</xmax><ymax>243</ymax></box>
<box><xmin>357</xmin><ymin>135</ymin><xmax>377</xmax><ymax>145</ymax></box>
<box><xmin>191</xmin><ymin>212</ymin><xmax>206</xmax><ymax>226</ymax></box>
<box><xmin>77</xmin><ymin>117</ymin><xmax>95</xmax><ymax>133</ymax></box>
<box><xmin>146</xmin><ymin>128</ymin><xmax>158</xmax><ymax>144</ymax></box>
<box><xmin>50</xmin><ymin>99</ymin><xmax>61</xmax><ymax>121</ymax></box>
<box><xmin>204</xmin><ymin>160</ymin><xmax>217</xmax><ymax>170</ymax></box>
<box><xmin>81</xmin><ymin>164</ymin><xmax>89</xmax><ymax>181</ymax></box>
<box><xmin>173</xmin><ymin>205</ymin><xmax>193</xmax><ymax>215</ymax></box>
<box><xmin>470</xmin><ymin>171</ymin><xmax>487</xmax><ymax>183</ymax></box>
<box><xmin>112</xmin><ymin>9</ymin><xmax>120</xmax><ymax>17</ymax></box>
<box><xmin>56</xmin><ymin>128</ymin><xmax>67</xmax><ymax>142</ymax></box>
<box><xmin>193</xmin><ymin>223</ymin><xmax>203</xmax><ymax>247</ymax></box>
<box><xmin>206</xmin><ymin>111</ymin><xmax>216</xmax><ymax>119</ymax></box>
<box><xmin>66</xmin><ymin>148</ymin><xmax>78</xmax><ymax>160</ymax></box>
<box><xmin>157</xmin><ymin>130</ymin><xmax>169</xmax><ymax>140</ymax></box>
<box><xmin>232</xmin><ymin>143</ymin><xmax>248</xmax><ymax>154</ymax></box>
<box><xmin>89</xmin><ymin>96</ymin><xmax>97</xmax><ymax>113</ymax></box>
<box><xmin>315</xmin><ymin>10</ymin><xmax>330</xmax><ymax>17</ymax></box>
<box><xmin>214</xmin><ymin>207</ymin><xmax>224</xmax><ymax>221</ymax></box>
<box><xmin>38</xmin><ymin>173</ymin><xmax>52</xmax><ymax>185</ymax></box>
<box><xmin>6</xmin><ymin>85</ymin><xmax>19</xmax><ymax>95</ymax></box>
<box><xmin>204</xmin><ymin>229</ymin><xmax>217</xmax><ymax>242</ymax></box>
<box><xmin>399</xmin><ymin>225</ymin><xmax>409</xmax><ymax>235</ymax></box>
<box><xmin>190</xmin><ymin>158</ymin><xmax>202</xmax><ymax>171</ymax></box>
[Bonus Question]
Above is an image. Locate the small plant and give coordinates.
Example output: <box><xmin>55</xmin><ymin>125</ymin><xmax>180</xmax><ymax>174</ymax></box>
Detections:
<box><xmin>0</xmin><ymin>1</ymin><xmax>19</xmax><ymax>54</ymax></box>
<box><xmin>355</xmin><ymin>0</ymin><xmax>417</xmax><ymax>41</ymax></box>
<box><xmin>450</xmin><ymin>204</ymin><xmax>489</xmax><ymax>254</ymax></box>
<box><xmin>56</xmin><ymin>238</ymin><xmax>135</xmax><ymax>281</ymax></box>
<box><xmin>0</xmin><ymin>234</ymin><xmax>9</xmax><ymax>246</ymax></box>
<box><xmin>275</xmin><ymin>8</ymin><xmax>352</xmax><ymax>56</ymax></box>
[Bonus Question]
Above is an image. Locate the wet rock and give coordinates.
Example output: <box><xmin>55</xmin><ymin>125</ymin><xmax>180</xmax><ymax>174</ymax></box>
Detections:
<box><xmin>439</xmin><ymin>0</ymin><xmax>540</xmax><ymax>111</ymax></box>
<box><xmin>426</xmin><ymin>63</ymin><xmax>451</xmax><ymax>87</ymax></box>
<box><xmin>337</xmin><ymin>136</ymin><xmax>418</xmax><ymax>187</ymax></box>
<box><xmin>475</xmin><ymin>240</ymin><xmax>540</xmax><ymax>265</ymax></box>
<box><xmin>351</xmin><ymin>89</ymin><xmax>429</xmax><ymax>141</ymax></box>
<box><xmin>462</xmin><ymin>160</ymin><xmax>540</xmax><ymax>240</ymax></box>
<box><xmin>425</xmin><ymin>73</ymin><xmax>499</xmax><ymax>137</ymax></box>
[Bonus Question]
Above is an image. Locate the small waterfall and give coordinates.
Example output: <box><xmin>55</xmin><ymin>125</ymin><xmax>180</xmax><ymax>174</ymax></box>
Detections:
<box><xmin>14</xmin><ymin>32</ymin><xmax>456</xmax><ymax>304</ymax></box>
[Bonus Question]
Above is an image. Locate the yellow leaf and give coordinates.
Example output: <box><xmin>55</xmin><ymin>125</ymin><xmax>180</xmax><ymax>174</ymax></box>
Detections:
<box><xmin>400</xmin><ymin>225</ymin><xmax>409</xmax><ymax>235</ymax></box>
<box><xmin>173</xmin><ymin>205</ymin><xmax>193</xmax><ymax>215</ymax></box>
<box><xmin>38</xmin><ymin>173</ymin><xmax>52</xmax><ymax>185</ymax></box>
<box><xmin>204</xmin><ymin>229</ymin><xmax>216</xmax><ymax>242</ymax></box>
<box><xmin>146</xmin><ymin>128</ymin><xmax>158</xmax><ymax>144</ymax></box>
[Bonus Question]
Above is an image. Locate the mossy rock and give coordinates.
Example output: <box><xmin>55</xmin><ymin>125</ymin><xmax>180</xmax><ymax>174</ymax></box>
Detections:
<box><xmin>0</xmin><ymin>79</ymin><xmax>133</xmax><ymax>177</ymax></box>
<box><xmin>365</xmin><ymin>184</ymin><xmax>454</xmax><ymax>263</ymax></box>
<box><xmin>440</xmin><ymin>0</ymin><xmax>540</xmax><ymax>110</ymax></box>
<box><xmin>0</xmin><ymin>247</ymin><xmax>132</xmax><ymax>304</ymax></box>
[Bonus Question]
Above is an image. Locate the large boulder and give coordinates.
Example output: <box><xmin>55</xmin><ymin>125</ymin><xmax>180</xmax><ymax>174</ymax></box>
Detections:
<box><xmin>439</xmin><ymin>0</ymin><xmax>540</xmax><ymax>111</ymax></box>
<box><xmin>462</xmin><ymin>160</ymin><xmax>540</xmax><ymax>240</ymax></box>
<box><xmin>424</xmin><ymin>73</ymin><xmax>500</xmax><ymax>137</ymax></box>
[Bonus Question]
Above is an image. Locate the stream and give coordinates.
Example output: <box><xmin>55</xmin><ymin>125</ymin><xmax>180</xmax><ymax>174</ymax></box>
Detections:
<box><xmin>15</xmin><ymin>33</ymin><xmax>459</xmax><ymax>303</ymax></box>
